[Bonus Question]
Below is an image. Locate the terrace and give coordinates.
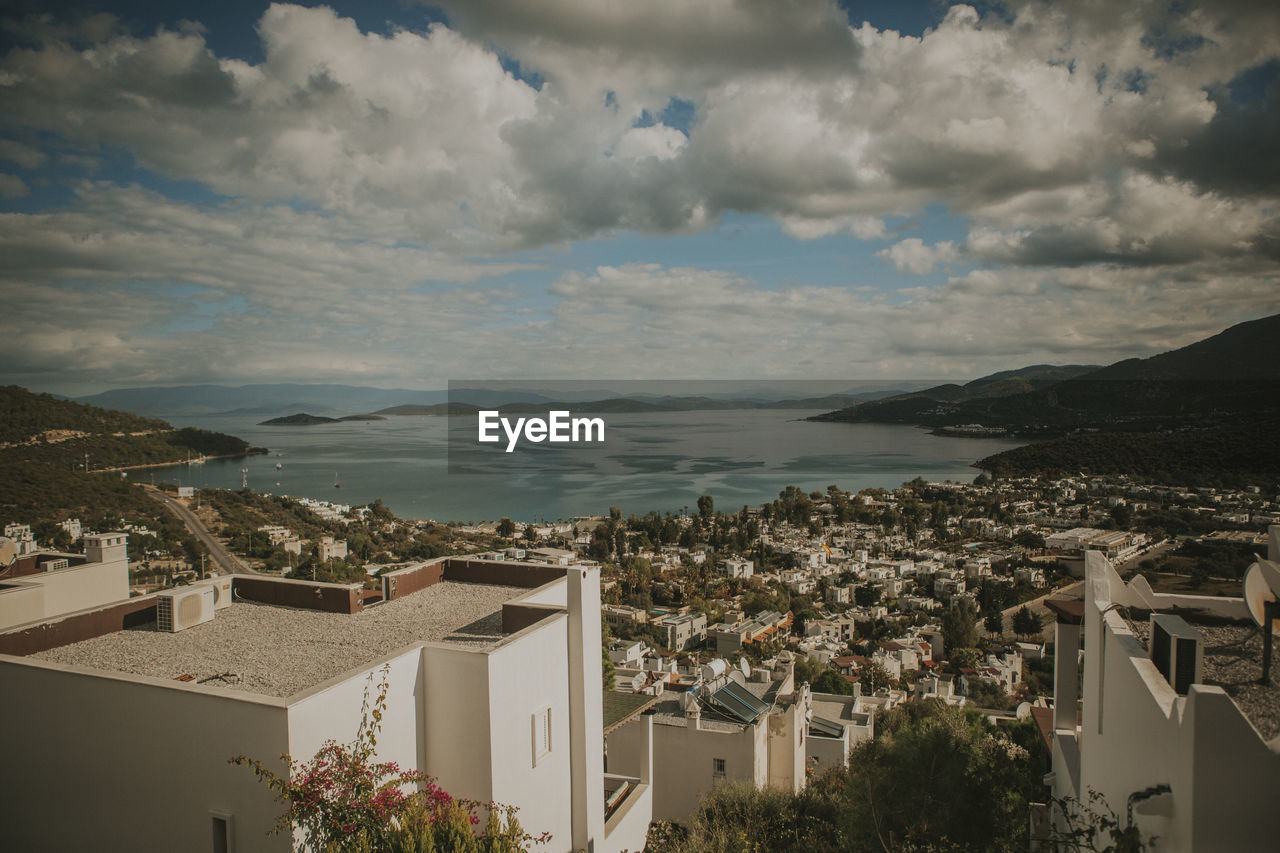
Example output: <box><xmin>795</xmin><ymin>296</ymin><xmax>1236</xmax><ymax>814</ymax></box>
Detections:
<box><xmin>32</xmin><ymin>580</ymin><xmax>521</xmax><ymax>697</ymax></box>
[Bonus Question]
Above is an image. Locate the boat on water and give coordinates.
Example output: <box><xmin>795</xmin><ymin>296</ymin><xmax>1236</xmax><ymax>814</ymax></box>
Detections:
<box><xmin>334</xmin><ymin>472</ymin><xmax>341</xmax><ymax>488</ymax></box>
<box><xmin>275</xmin><ymin>462</ymin><xmax>283</xmax><ymax>470</ymax></box>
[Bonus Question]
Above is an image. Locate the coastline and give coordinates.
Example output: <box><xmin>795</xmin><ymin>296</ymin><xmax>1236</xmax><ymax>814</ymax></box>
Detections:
<box><xmin>92</xmin><ymin>449</ymin><xmax>269</xmax><ymax>474</ymax></box>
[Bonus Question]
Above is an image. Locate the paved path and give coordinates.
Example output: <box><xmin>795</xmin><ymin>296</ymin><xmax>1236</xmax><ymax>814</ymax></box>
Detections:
<box><xmin>144</xmin><ymin>486</ymin><xmax>257</xmax><ymax>575</ymax></box>
<box><xmin>986</xmin><ymin>580</ymin><xmax>1085</xmax><ymax>642</ymax></box>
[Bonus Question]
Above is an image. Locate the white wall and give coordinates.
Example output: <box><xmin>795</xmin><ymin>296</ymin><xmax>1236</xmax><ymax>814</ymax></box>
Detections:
<box><xmin>650</xmin><ymin>718</ymin><xmax>766</xmax><ymax>822</ymax></box>
<box><xmin>510</xmin><ymin>579</ymin><xmax>566</xmax><ymax>608</ymax></box>
<box><xmin>1063</xmin><ymin>554</ymin><xmax>1280</xmax><ymax>852</ymax></box>
<box><xmin>0</xmin><ymin>583</ymin><xmax>44</xmax><ymax>629</ymax></box>
<box><xmin>0</xmin><ymin>559</ymin><xmax>129</xmax><ymax>631</ymax></box>
<box><xmin>287</xmin><ymin>646</ymin><xmax>426</xmax><ymax>785</ymax></box>
<box><xmin>485</xmin><ymin>615</ymin><xmax>575</xmax><ymax>851</ymax></box>
<box><xmin>0</xmin><ymin>657</ymin><xmax>289</xmax><ymax>853</ymax></box>
<box><xmin>421</xmin><ymin>643</ymin><xmax>496</xmax><ymax>807</ymax></box>
<box><xmin>767</xmin><ymin>698</ymin><xmax>805</xmax><ymax>793</ymax></box>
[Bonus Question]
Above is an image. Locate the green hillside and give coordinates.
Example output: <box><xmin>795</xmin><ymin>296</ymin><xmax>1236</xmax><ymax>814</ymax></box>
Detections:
<box><xmin>814</xmin><ymin>314</ymin><xmax>1280</xmax><ymax>435</ymax></box>
<box><xmin>0</xmin><ymin>385</ymin><xmax>169</xmax><ymax>444</ymax></box>
<box><xmin>977</xmin><ymin>419</ymin><xmax>1280</xmax><ymax>488</ymax></box>
<box><xmin>0</xmin><ymin>386</ymin><xmax>265</xmax><ymax>525</ymax></box>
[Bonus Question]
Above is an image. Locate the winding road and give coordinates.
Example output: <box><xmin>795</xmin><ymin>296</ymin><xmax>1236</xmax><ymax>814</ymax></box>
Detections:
<box><xmin>144</xmin><ymin>485</ymin><xmax>258</xmax><ymax>575</ymax></box>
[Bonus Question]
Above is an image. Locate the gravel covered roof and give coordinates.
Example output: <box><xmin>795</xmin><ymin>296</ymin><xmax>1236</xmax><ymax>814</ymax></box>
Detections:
<box><xmin>1129</xmin><ymin>618</ymin><xmax>1280</xmax><ymax>742</ymax></box>
<box><xmin>33</xmin><ymin>581</ymin><xmax>522</xmax><ymax>698</ymax></box>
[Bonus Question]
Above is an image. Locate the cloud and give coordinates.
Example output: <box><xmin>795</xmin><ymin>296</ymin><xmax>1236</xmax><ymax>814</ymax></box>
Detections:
<box><xmin>3</xmin><ymin>1</ymin><xmax>1278</xmax><ymax>251</ymax></box>
<box><xmin>0</xmin><ymin>138</ymin><xmax>45</xmax><ymax>168</ymax></box>
<box><xmin>0</xmin><ymin>173</ymin><xmax>28</xmax><ymax>197</ymax></box>
<box><xmin>877</xmin><ymin>238</ymin><xmax>960</xmax><ymax>274</ymax></box>
<box><xmin>1</xmin><ymin>2</ymin><xmax>1278</xmax><ymax>391</ymax></box>
<box><xmin>962</xmin><ymin>171</ymin><xmax>1274</xmax><ymax>266</ymax></box>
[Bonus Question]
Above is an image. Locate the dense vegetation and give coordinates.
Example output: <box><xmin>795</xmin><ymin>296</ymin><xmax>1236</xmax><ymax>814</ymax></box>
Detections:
<box><xmin>0</xmin><ymin>386</ymin><xmax>264</xmax><ymax>526</ymax></box>
<box><xmin>648</xmin><ymin>699</ymin><xmax>1048</xmax><ymax>853</ymax></box>
<box><xmin>0</xmin><ymin>385</ymin><xmax>169</xmax><ymax>444</ymax></box>
<box><xmin>977</xmin><ymin>419</ymin><xmax>1280</xmax><ymax>489</ymax></box>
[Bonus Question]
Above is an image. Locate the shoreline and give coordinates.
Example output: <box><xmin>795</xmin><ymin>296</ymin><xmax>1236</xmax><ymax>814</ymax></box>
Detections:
<box><xmin>91</xmin><ymin>449</ymin><xmax>268</xmax><ymax>474</ymax></box>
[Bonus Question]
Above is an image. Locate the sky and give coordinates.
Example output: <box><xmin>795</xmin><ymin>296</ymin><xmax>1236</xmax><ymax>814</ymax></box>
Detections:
<box><xmin>1</xmin><ymin>0</ymin><xmax>1278</xmax><ymax>396</ymax></box>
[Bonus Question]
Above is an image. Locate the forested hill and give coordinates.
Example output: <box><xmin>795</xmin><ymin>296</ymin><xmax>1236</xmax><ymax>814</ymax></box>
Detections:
<box><xmin>0</xmin><ymin>385</ymin><xmax>169</xmax><ymax>445</ymax></box>
<box><xmin>812</xmin><ymin>313</ymin><xmax>1280</xmax><ymax>435</ymax></box>
<box><xmin>806</xmin><ymin>364</ymin><xmax>1100</xmax><ymax>427</ymax></box>
<box><xmin>0</xmin><ymin>386</ymin><xmax>265</xmax><ymax>527</ymax></box>
<box><xmin>0</xmin><ymin>386</ymin><xmax>263</xmax><ymax>465</ymax></box>
<box><xmin>977</xmin><ymin>418</ymin><xmax>1280</xmax><ymax>488</ymax></box>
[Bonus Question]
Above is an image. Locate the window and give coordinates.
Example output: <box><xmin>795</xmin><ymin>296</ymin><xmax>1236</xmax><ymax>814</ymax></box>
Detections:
<box><xmin>532</xmin><ymin>706</ymin><xmax>552</xmax><ymax>766</ymax></box>
<box><xmin>210</xmin><ymin>811</ymin><xmax>233</xmax><ymax>853</ymax></box>
<box><xmin>712</xmin><ymin>758</ymin><xmax>726</xmax><ymax>777</ymax></box>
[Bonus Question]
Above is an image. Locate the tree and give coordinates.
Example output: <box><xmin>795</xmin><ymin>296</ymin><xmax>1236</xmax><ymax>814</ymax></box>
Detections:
<box><xmin>942</xmin><ymin>598</ymin><xmax>979</xmax><ymax>654</ymax></box>
<box><xmin>1013</xmin><ymin>605</ymin><xmax>1042</xmax><ymax>638</ymax></box>
<box><xmin>1109</xmin><ymin>503</ymin><xmax>1133</xmax><ymax>528</ymax></box>
<box><xmin>812</xmin><ymin>670</ymin><xmax>854</xmax><ymax>696</ymax></box>
<box><xmin>697</xmin><ymin>494</ymin><xmax>714</xmax><ymax>520</ymax></box>
<box><xmin>601</xmin><ymin>645</ymin><xmax>616</xmax><ymax>690</ymax></box>
<box><xmin>858</xmin><ymin>661</ymin><xmax>893</xmax><ymax>693</ymax></box>
<box><xmin>854</xmin><ymin>582</ymin><xmax>882</xmax><ymax>607</ymax></box>
<box><xmin>984</xmin><ymin>609</ymin><xmax>1004</xmax><ymax>635</ymax></box>
<box><xmin>497</xmin><ymin>517</ymin><xmax>516</xmax><ymax>537</ymax></box>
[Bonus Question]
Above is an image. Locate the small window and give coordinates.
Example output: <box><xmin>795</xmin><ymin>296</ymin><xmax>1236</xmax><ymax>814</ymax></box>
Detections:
<box><xmin>532</xmin><ymin>706</ymin><xmax>552</xmax><ymax>766</ymax></box>
<box><xmin>712</xmin><ymin>757</ymin><xmax>726</xmax><ymax>776</ymax></box>
<box><xmin>210</xmin><ymin>811</ymin><xmax>233</xmax><ymax>853</ymax></box>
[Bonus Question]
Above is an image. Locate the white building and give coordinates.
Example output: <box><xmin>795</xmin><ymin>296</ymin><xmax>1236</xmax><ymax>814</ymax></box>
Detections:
<box><xmin>58</xmin><ymin>517</ymin><xmax>83</xmax><ymax>541</ymax></box>
<box><xmin>316</xmin><ymin>535</ymin><xmax>348</xmax><ymax>562</ymax></box>
<box><xmin>807</xmin><ymin>689</ymin><xmax>875</xmax><ymax>773</ymax></box>
<box><xmin>0</xmin><ymin>533</ymin><xmax>130</xmax><ymax>631</ymax></box>
<box><xmin>647</xmin><ymin>658</ymin><xmax>811</xmax><ymax>823</ymax></box>
<box><xmin>720</xmin><ymin>557</ymin><xmax>754</xmax><ymax>579</ymax></box>
<box><xmin>4</xmin><ymin>523</ymin><xmax>37</xmax><ymax>555</ymax></box>
<box><xmin>0</xmin><ymin>558</ymin><xmax>653</xmax><ymax>853</ymax></box>
<box><xmin>1044</xmin><ymin>539</ymin><xmax>1280</xmax><ymax>851</ymax></box>
<box><xmin>653</xmin><ymin>611</ymin><xmax>707</xmax><ymax>651</ymax></box>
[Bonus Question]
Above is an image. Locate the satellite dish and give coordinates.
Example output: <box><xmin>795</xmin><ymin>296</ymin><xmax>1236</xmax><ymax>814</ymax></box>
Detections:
<box><xmin>740</xmin><ymin>658</ymin><xmax>752</xmax><ymax>679</ymax></box>
<box><xmin>0</xmin><ymin>537</ymin><xmax>16</xmax><ymax>568</ymax></box>
<box><xmin>1015</xmin><ymin>701</ymin><xmax>1032</xmax><ymax>720</ymax></box>
<box><xmin>1243</xmin><ymin>560</ymin><xmax>1280</xmax><ymax>632</ymax></box>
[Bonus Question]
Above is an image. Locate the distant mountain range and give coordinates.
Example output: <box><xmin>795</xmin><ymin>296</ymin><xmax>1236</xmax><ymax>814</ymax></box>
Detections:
<box><xmin>811</xmin><ymin>313</ymin><xmax>1280</xmax><ymax>436</ymax></box>
<box><xmin>76</xmin><ymin>384</ymin><xmax>451</xmax><ymax>417</ymax></box>
<box><xmin>75</xmin><ymin>383</ymin><xmax>929</xmax><ymax>419</ymax></box>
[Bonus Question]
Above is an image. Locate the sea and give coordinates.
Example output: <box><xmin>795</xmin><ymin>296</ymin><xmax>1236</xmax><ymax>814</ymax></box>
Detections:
<box><xmin>153</xmin><ymin>411</ymin><xmax>1027</xmax><ymax>523</ymax></box>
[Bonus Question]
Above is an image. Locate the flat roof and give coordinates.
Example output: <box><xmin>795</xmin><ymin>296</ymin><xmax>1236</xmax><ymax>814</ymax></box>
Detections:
<box><xmin>31</xmin><ymin>581</ymin><xmax>522</xmax><ymax>698</ymax></box>
<box><xmin>1129</xmin><ymin>617</ymin><xmax>1280</xmax><ymax>742</ymax></box>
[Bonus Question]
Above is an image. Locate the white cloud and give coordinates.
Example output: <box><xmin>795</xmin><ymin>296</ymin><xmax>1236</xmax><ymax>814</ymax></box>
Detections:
<box><xmin>877</xmin><ymin>238</ymin><xmax>961</xmax><ymax>274</ymax></box>
<box><xmin>1</xmin><ymin>1</ymin><xmax>1278</xmax><ymax>390</ymax></box>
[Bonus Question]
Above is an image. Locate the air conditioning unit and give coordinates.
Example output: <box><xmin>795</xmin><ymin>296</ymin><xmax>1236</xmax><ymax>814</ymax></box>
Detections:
<box><xmin>1149</xmin><ymin>613</ymin><xmax>1202</xmax><ymax>695</ymax></box>
<box><xmin>157</xmin><ymin>586</ymin><xmax>215</xmax><ymax>632</ymax></box>
<box><xmin>194</xmin><ymin>575</ymin><xmax>234</xmax><ymax>610</ymax></box>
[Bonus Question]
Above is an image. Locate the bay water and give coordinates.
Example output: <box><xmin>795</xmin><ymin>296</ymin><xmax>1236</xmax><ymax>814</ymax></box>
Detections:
<box><xmin>155</xmin><ymin>411</ymin><xmax>1026</xmax><ymax>523</ymax></box>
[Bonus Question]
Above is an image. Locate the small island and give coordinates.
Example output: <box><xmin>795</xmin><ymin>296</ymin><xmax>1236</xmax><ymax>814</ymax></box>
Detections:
<box><xmin>259</xmin><ymin>412</ymin><xmax>386</xmax><ymax>426</ymax></box>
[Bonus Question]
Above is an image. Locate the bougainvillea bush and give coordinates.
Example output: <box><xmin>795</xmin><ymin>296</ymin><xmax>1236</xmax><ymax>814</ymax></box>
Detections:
<box><xmin>232</xmin><ymin>666</ymin><xmax>549</xmax><ymax>852</ymax></box>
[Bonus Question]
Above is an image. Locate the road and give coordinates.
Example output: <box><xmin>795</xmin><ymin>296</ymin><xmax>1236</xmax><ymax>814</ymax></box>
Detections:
<box><xmin>144</xmin><ymin>486</ymin><xmax>258</xmax><ymax>575</ymax></box>
<box><xmin>987</xmin><ymin>580</ymin><xmax>1086</xmax><ymax>642</ymax></box>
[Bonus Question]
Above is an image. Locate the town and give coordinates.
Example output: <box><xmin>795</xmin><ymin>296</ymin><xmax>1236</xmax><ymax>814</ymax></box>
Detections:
<box><xmin>3</xmin><ymin>467</ymin><xmax>1277</xmax><ymax>850</ymax></box>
